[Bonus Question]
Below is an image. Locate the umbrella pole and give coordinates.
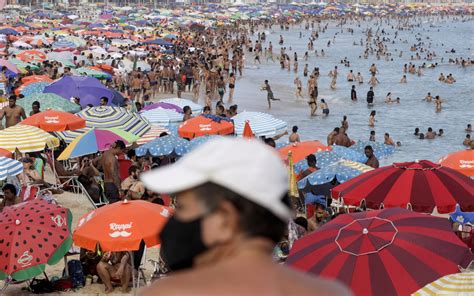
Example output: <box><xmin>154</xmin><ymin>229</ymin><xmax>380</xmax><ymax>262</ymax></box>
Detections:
<box><xmin>131</xmin><ymin>252</ymin><xmax>136</xmax><ymax>295</ymax></box>
<box><xmin>52</xmin><ymin>149</ymin><xmax>58</xmax><ymax>188</ymax></box>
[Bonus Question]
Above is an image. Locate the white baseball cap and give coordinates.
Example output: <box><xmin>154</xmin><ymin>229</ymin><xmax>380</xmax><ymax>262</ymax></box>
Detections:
<box><xmin>141</xmin><ymin>137</ymin><xmax>291</xmax><ymax>221</ymax></box>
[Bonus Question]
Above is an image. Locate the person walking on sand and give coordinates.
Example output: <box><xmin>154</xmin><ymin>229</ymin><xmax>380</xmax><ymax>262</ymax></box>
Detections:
<box><xmin>262</xmin><ymin>80</ymin><xmax>280</xmax><ymax>109</ymax></box>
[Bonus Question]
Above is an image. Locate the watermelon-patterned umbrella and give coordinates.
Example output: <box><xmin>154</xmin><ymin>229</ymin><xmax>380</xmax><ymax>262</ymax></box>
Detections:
<box><xmin>0</xmin><ymin>199</ymin><xmax>73</xmax><ymax>281</ymax></box>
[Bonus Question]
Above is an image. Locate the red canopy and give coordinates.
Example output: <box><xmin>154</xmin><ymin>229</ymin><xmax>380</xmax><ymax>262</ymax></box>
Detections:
<box><xmin>332</xmin><ymin>160</ymin><xmax>474</xmax><ymax>213</ymax></box>
<box><xmin>287</xmin><ymin>208</ymin><xmax>473</xmax><ymax>296</ymax></box>
<box><xmin>178</xmin><ymin>115</ymin><xmax>234</xmax><ymax>139</ymax></box>
<box><xmin>21</xmin><ymin>110</ymin><xmax>86</xmax><ymax>132</ymax></box>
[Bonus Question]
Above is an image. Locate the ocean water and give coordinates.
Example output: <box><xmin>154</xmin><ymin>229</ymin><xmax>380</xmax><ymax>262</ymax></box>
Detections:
<box><xmin>231</xmin><ymin>16</ymin><xmax>474</xmax><ymax>165</ymax></box>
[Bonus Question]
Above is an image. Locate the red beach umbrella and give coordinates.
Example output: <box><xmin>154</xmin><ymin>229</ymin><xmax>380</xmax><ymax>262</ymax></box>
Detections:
<box><xmin>287</xmin><ymin>208</ymin><xmax>473</xmax><ymax>296</ymax></box>
<box><xmin>21</xmin><ymin>110</ymin><xmax>86</xmax><ymax>132</ymax></box>
<box><xmin>178</xmin><ymin>115</ymin><xmax>234</xmax><ymax>139</ymax></box>
<box><xmin>331</xmin><ymin>160</ymin><xmax>474</xmax><ymax>213</ymax></box>
<box><xmin>0</xmin><ymin>199</ymin><xmax>72</xmax><ymax>281</ymax></box>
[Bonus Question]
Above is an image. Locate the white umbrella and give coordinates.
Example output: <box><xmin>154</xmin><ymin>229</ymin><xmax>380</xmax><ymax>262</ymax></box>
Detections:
<box><xmin>12</xmin><ymin>41</ymin><xmax>32</xmax><ymax>49</ymax></box>
<box><xmin>233</xmin><ymin>111</ymin><xmax>287</xmax><ymax>137</ymax></box>
<box><xmin>141</xmin><ymin>108</ymin><xmax>183</xmax><ymax>125</ymax></box>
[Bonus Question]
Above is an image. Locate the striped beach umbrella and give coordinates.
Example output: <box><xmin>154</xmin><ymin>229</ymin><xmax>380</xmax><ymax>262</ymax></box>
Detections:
<box><xmin>332</xmin><ymin>160</ymin><xmax>474</xmax><ymax>213</ymax></box>
<box><xmin>0</xmin><ymin>125</ymin><xmax>59</xmax><ymax>153</ymax></box>
<box><xmin>52</xmin><ymin>39</ymin><xmax>77</xmax><ymax>49</ymax></box>
<box><xmin>58</xmin><ymin>128</ymin><xmax>139</xmax><ymax>160</ymax></box>
<box><xmin>159</xmin><ymin>98</ymin><xmax>202</xmax><ymax>113</ymax></box>
<box><xmin>55</xmin><ymin>106</ymin><xmax>150</xmax><ymax>143</ymax></box>
<box><xmin>141</xmin><ymin>108</ymin><xmax>183</xmax><ymax>125</ymax></box>
<box><xmin>287</xmin><ymin>208</ymin><xmax>473</xmax><ymax>296</ymax></box>
<box><xmin>0</xmin><ymin>156</ymin><xmax>23</xmax><ymax>180</ymax></box>
<box><xmin>135</xmin><ymin>135</ymin><xmax>189</xmax><ymax>157</ymax></box>
<box><xmin>413</xmin><ymin>272</ymin><xmax>474</xmax><ymax>295</ymax></box>
<box><xmin>233</xmin><ymin>111</ymin><xmax>287</xmax><ymax>137</ymax></box>
<box><xmin>136</xmin><ymin>125</ymin><xmax>170</xmax><ymax>146</ymax></box>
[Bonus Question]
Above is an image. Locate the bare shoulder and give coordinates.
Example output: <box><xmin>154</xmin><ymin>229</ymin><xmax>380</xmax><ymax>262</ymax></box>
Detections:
<box><xmin>279</xmin><ymin>265</ymin><xmax>352</xmax><ymax>296</ymax></box>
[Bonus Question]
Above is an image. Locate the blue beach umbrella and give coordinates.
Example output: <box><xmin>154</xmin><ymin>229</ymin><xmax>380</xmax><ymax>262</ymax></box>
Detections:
<box><xmin>331</xmin><ymin>145</ymin><xmax>367</xmax><ymax>163</ymax></box>
<box><xmin>135</xmin><ymin>135</ymin><xmax>189</xmax><ymax>157</ymax></box>
<box><xmin>350</xmin><ymin>141</ymin><xmax>395</xmax><ymax>159</ymax></box>
<box><xmin>450</xmin><ymin>204</ymin><xmax>474</xmax><ymax>226</ymax></box>
<box><xmin>21</xmin><ymin>82</ymin><xmax>49</xmax><ymax>96</ymax></box>
<box><xmin>0</xmin><ymin>157</ymin><xmax>23</xmax><ymax>180</ymax></box>
<box><xmin>298</xmin><ymin>160</ymin><xmax>374</xmax><ymax>189</ymax></box>
<box><xmin>189</xmin><ymin>135</ymin><xmax>222</xmax><ymax>151</ymax></box>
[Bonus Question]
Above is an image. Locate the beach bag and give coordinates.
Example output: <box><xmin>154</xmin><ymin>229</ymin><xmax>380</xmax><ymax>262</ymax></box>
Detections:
<box><xmin>64</xmin><ymin>260</ymin><xmax>85</xmax><ymax>288</ymax></box>
<box><xmin>28</xmin><ymin>279</ymin><xmax>54</xmax><ymax>294</ymax></box>
<box><xmin>52</xmin><ymin>278</ymin><xmax>73</xmax><ymax>292</ymax></box>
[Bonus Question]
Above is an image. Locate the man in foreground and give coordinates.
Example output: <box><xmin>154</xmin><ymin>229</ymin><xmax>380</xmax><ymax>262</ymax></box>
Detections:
<box><xmin>140</xmin><ymin>138</ymin><xmax>350</xmax><ymax>296</ymax></box>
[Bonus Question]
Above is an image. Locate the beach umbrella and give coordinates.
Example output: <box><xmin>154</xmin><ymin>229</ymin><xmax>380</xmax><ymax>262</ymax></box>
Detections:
<box><xmin>17</xmin><ymin>82</ymin><xmax>49</xmax><ymax>97</ymax></box>
<box><xmin>0</xmin><ymin>199</ymin><xmax>72</xmax><ymax>281</ymax></box>
<box><xmin>73</xmin><ymin>199</ymin><xmax>171</xmax><ymax>251</ymax></box>
<box><xmin>141</xmin><ymin>102</ymin><xmax>183</xmax><ymax>113</ymax></box>
<box><xmin>188</xmin><ymin>135</ymin><xmax>222</xmax><ymax>151</ymax></box>
<box><xmin>16</xmin><ymin>50</ymin><xmax>47</xmax><ymax>63</ymax></box>
<box><xmin>75</xmin><ymin>67</ymin><xmax>111</xmax><ymax>80</ymax></box>
<box><xmin>12</xmin><ymin>41</ymin><xmax>32</xmax><ymax>49</ymax></box>
<box><xmin>233</xmin><ymin>111</ymin><xmax>287</xmax><ymax>137</ymax></box>
<box><xmin>17</xmin><ymin>93</ymin><xmax>81</xmax><ymax>115</ymax></box>
<box><xmin>287</xmin><ymin>208</ymin><xmax>473</xmax><ymax>296</ymax></box>
<box><xmin>0</xmin><ymin>125</ymin><xmax>59</xmax><ymax>153</ymax></box>
<box><xmin>450</xmin><ymin>204</ymin><xmax>474</xmax><ymax>226</ymax></box>
<box><xmin>0</xmin><ymin>148</ymin><xmax>12</xmax><ymax>158</ymax></box>
<box><xmin>141</xmin><ymin>108</ymin><xmax>183</xmax><ymax>125</ymax></box>
<box><xmin>21</xmin><ymin>75</ymin><xmax>52</xmax><ymax>84</ymax></box>
<box><xmin>21</xmin><ymin>110</ymin><xmax>85</xmax><ymax>132</ymax></box>
<box><xmin>331</xmin><ymin>145</ymin><xmax>367</xmax><ymax>163</ymax></box>
<box><xmin>279</xmin><ymin>141</ymin><xmax>331</xmax><ymax>163</ymax></box>
<box><xmin>178</xmin><ymin>115</ymin><xmax>234</xmax><ymax>139</ymax></box>
<box><xmin>332</xmin><ymin>160</ymin><xmax>474</xmax><ymax>213</ymax></box>
<box><xmin>439</xmin><ymin>149</ymin><xmax>474</xmax><ymax>177</ymax></box>
<box><xmin>136</xmin><ymin>125</ymin><xmax>170</xmax><ymax>146</ymax></box>
<box><xmin>135</xmin><ymin>135</ymin><xmax>189</xmax><ymax>157</ymax></box>
<box><xmin>0</xmin><ymin>156</ymin><xmax>23</xmax><ymax>180</ymax></box>
<box><xmin>298</xmin><ymin>160</ymin><xmax>373</xmax><ymax>189</ymax></box>
<box><xmin>43</xmin><ymin>76</ymin><xmax>113</xmax><ymax>107</ymax></box>
<box><xmin>52</xmin><ymin>39</ymin><xmax>77</xmax><ymax>49</ymax></box>
<box><xmin>159</xmin><ymin>98</ymin><xmax>202</xmax><ymax>113</ymax></box>
<box><xmin>58</xmin><ymin>128</ymin><xmax>139</xmax><ymax>160</ymax></box>
<box><xmin>144</xmin><ymin>38</ymin><xmax>173</xmax><ymax>46</ymax></box>
<box><xmin>414</xmin><ymin>272</ymin><xmax>474</xmax><ymax>295</ymax></box>
<box><xmin>350</xmin><ymin>141</ymin><xmax>395</xmax><ymax>159</ymax></box>
<box><xmin>54</xmin><ymin>106</ymin><xmax>150</xmax><ymax>143</ymax></box>
<box><xmin>0</xmin><ymin>59</ymin><xmax>21</xmax><ymax>74</ymax></box>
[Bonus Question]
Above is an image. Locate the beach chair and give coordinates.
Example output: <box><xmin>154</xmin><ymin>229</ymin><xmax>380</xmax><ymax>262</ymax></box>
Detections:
<box><xmin>19</xmin><ymin>185</ymin><xmax>40</xmax><ymax>202</ymax></box>
<box><xmin>44</xmin><ymin>151</ymin><xmax>80</xmax><ymax>193</ymax></box>
<box><xmin>75</xmin><ymin>179</ymin><xmax>108</xmax><ymax>209</ymax></box>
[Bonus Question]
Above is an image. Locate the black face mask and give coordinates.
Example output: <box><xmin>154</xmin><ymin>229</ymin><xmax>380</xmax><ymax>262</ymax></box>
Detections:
<box><xmin>159</xmin><ymin>215</ymin><xmax>208</xmax><ymax>271</ymax></box>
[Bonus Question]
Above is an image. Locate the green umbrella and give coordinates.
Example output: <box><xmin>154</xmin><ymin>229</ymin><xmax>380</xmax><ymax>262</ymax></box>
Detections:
<box><xmin>75</xmin><ymin>67</ymin><xmax>110</xmax><ymax>80</ymax></box>
<box><xmin>18</xmin><ymin>93</ymin><xmax>81</xmax><ymax>115</ymax></box>
<box><xmin>9</xmin><ymin>58</ymin><xmax>40</xmax><ymax>71</ymax></box>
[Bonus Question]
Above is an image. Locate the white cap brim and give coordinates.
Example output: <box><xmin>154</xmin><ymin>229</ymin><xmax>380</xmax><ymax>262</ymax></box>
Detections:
<box><xmin>140</xmin><ymin>162</ymin><xmax>207</xmax><ymax>194</ymax></box>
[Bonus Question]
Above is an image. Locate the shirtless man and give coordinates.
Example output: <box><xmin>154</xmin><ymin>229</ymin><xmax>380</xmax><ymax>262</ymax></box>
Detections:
<box><xmin>384</xmin><ymin>133</ymin><xmax>395</xmax><ymax>146</ymax></box>
<box><xmin>262</xmin><ymin>80</ymin><xmax>280</xmax><ymax>109</ymax></box>
<box><xmin>364</xmin><ymin>146</ymin><xmax>379</xmax><ymax>169</ymax></box>
<box><xmin>333</xmin><ymin>128</ymin><xmax>351</xmax><ymax>147</ymax></box>
<box><xmin>400</xmin><ymin>75</ymin><xmax>407</xmax><ymax>83</ymax></box>
<box><xmin>289</xmin><ymin>126</ymin><xmax>300</xmax><ymax>143</ymax></box>
<box><xmin>434</xmin><ymin>96</ymin><xmax>442</xmax><ymax>112</ymax></box>
<box><xmin>100</xmin><ymin>140</ymin><xmax>126</xmax><ymax>203</ymax></box>
<box><xmin>424</xmin><ymin>92</ymin><xmax>433</xmax><ymax>102</ymax></box>
<box><xmin>426</xmin><ymin>128</ymin><xmax>436</xmax><ymax>139</ymax></box>
<box><xmin>0</xmin><ymin>96</ymin><xmax>26</xmax><ymax>128</ymax></box>
<box><xmin>139</xmin><ymin>138</ymin><xmax>350</xmax><ymax>296</ymax></box>
<box><xmin>327</xmin><ymin>127</ymin><xmax>339</xmax><ymax>146</ymax></box>
<box><xmin>0</xmin><ymin>183</ymin><xmax>22</xmax><ymax>212</ymax></box>
<box><xmin>130</xmin><ymin>74</ymin><xmax>142</xmax><ymax>102</ymax></box>
<box><xmin>294</xmin><ymin>77</ymin><xmax>303</xmax><ymax>99</ymax></box>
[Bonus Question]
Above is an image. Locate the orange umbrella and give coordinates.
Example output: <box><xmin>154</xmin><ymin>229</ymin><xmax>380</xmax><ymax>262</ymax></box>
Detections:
<box><xmin>17</xmin><ymin>50</ymin><xmax>47</xmax><ymax>63</ymax></box>
<box><xmin>279</xmin><ymin>141</ymin><xmax>331</xmax><ymax>163</ymax></box>
<box><xmin>21</xmin><ymin>75</ymin><xmax>53</xmax><ymax>84</ymax></box>
<box><xmin>73</xmin><ymin>200</ymin><xmax>172</xmax><ymax>251</ymax></box>
<box><xmin>178</xmin><ymin>115</ymin><xmax>234</xmax><ymax>139</ymax></box>
<box><xmin>0</xmin><ymin>148</ymin><xmax>12</xmax><ymax>158</ymax></box>
<box><xmin>242</xmin><ymin>120</ymin><xmax>254</xmax><ymax>138</ymax></box>
<box><xmin>439</xmin><ymin>149</ymin><xmax>474</xmax><ymax>177</ymax></box>
<box><xmin>21</xmin><ymin>110</ymin><xmax>86</xmax><ymax>132</ymax></box>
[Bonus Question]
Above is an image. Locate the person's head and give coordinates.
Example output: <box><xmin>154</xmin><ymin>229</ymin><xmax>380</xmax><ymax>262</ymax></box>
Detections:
<box><xmin>2</xmin><ymin>183</ymin><xmax>17</xmax><ymax>201</ymax></box>
<box><xmin>128</xmin><ymin>165</ymin><xmax>140</xmax><ymax>179</ymax></box>
<box><xmin>111</xmin><ymin>140</ymin><xmax>126</xmax><ymax>155</ymax></box>
<box><xmin>387</xmin><ymin>92</ymin><xmax>391</xmax><ymax>96</ymax></box>
<box><xmin>183</xmin><ymin>106</ymin><xmax>192</xmax><ymax>115</ymax></box>
<box><xmin>8</xmin><ymin>95</ymin><xmax>16</xmax><ymax>108</ymax></box>
<box><xmin>203</xmin><ymin>106</ymin><xmax>211</xmax><ymax>115</ymax></box>
<box><xmin>438</xmin><ymin>129</ymin><xmax>444</xmax><ymax>136</ymax></box>
<box><xmin>467</xmin><ymin>134</ymin><xmax>471</xmax><ymax>139</ymax></box>
<box><xmin>135</xmin><ymin>101</ymin><xmax>142</xmax><ymax>111</ymax></box>
<box><xmin>419</xmin><ymin>133</ymin><xmax>425</xmax><ymax>140</ymax></box>
<box><xmin>32</xmin><ymin>101</ymin><xmax>41</xmax><ymax>113</ymax></box>
<box><xmin>229</xmin><ymin>104</ymin><xmax>237</xmax><ymax>114</ymax></box>
<box><xmin>364</xmin><ymin>145</ymin><xmax>374</xmax><ymax>158</ymax></box>
<box><xmin>352</xmin><ymin>85</ymin><xmax>355</xmax><ymax>89</ymax></box>
<box><xmin>294</xmin><ymin>216</ymin><xmax>308</xmax><ymax>231</ymax></box>
<box><xmin>414</xmin><ymin>128</ymin><xmax>419</xmax><ymax>134</ymax></box>
<box><xmin>468</xmin><ymin>124</ymin><xmax>472</xmax><ymax>129</ymax></box>
<box><xmin>384</xmin><ymin>133</ymin><xmax>389</xmax><ymax>139</ymax></box>
<box><xmin>264</xmin><ymin>79</ymin><xmax>268</xmax><ymax>84</ymax></box>
<box><xmin>292</xmin><ymin>126</ymin><xmax>298</xmax><ymax>133</ymax></box>
<box><xmin>370</xmin><ymin>86</ymin><xmax>373</xmax><ymax>90</ymax></box>
<box><xmin>428</xmin><ymin>127</ymin><xmax>433</xmax><ymax>132</ymax></box>
<box><xmin>370</xmin><ymin>130</ymin><xmax>375</xmax><ymax>136</ymax></box>
<box><xmin>141</xmin><ymin>138</ymin><xmax>291</xmax><ymax>271</ymax></box>
<box><xmin>315</xmin><ymin>203</ymin><xmax>326</xmax><ymax>222</ymax></box>
<box><xmin>370</xmin><ymin>110</ymin><xmax>376</xmax><ymax>116</ymax></box>
<box><xmin>100</xmin><ymin>97</ymin><xmax>108</xmax><ymax>106</ymax></box>
<box><xmin>216</xmin><ymin>105</ymin><xmax>225</xmax><ymax>116</ymax></box>
<box><xmin>428</xmin><ymin>92</ymin><xmax>431</xmax><ymax>96</ymax></box>
<box><xmin>306</xmin><ymin>154</ymin><xmax>316</xmax><ymax>168</ymax></box>
<box><xmin>21</xmin><ymin>157</ymin><xmax>34</xmax><ymax>170</ymax></box>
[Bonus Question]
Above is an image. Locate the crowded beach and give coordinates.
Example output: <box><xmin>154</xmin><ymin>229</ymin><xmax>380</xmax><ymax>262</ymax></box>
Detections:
<box><xmin>0</xmin><ymin>2</ymin><xmax>473</xmax><ymax>295</ymax></box>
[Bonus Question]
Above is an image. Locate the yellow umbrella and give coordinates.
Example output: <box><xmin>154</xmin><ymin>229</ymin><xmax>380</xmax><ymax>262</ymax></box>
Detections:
<box><xmin>413</xmin><ymin>272</ymin><xmax>474</xmax><ymax>295</ymax></box>
<box><xmin>0</xmin><ymin>124</ymin><xmax>59</xmax><ymax>153</ymax></box>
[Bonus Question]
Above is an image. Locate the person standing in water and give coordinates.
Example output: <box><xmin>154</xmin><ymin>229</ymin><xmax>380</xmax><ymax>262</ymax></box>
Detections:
<box><xmin>262</xmin><ymin>80</ymin><xmax>280</xmax><ymax>109</ymax></box>
<box><xmin>369</xmin><ymin>110</ymin><xmax>376</xmax><ymax>128</ymax></box>
<box><xmin>320</xmin><ymin>99</ymin><xmax>329</xmax><ymax>116</ymax></box>
<box><xmin>435</xmin><ymin>96</ymin><xmax>442</xmax><ymax>112</ymax></box>
<box><xmin>294</xmin><ymin>77</ymin><xmax>304</xmax><ymax>99</ymax></box>
<box><xmin>351</xmin><ymin>85</ymin><xmax>357</xmax><ymax>101</ymax></box>
<box><xmin>367</xmin><ymin>87</ymin><xmax>375</xmax><ymax>105</ymax></box>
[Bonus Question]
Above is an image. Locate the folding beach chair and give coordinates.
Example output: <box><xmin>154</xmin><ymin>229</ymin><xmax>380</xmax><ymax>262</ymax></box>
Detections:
<box><xmin>75</xmin><ymin>179</ymin><xmax>108</xmax><ymax>209</ymax></box>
